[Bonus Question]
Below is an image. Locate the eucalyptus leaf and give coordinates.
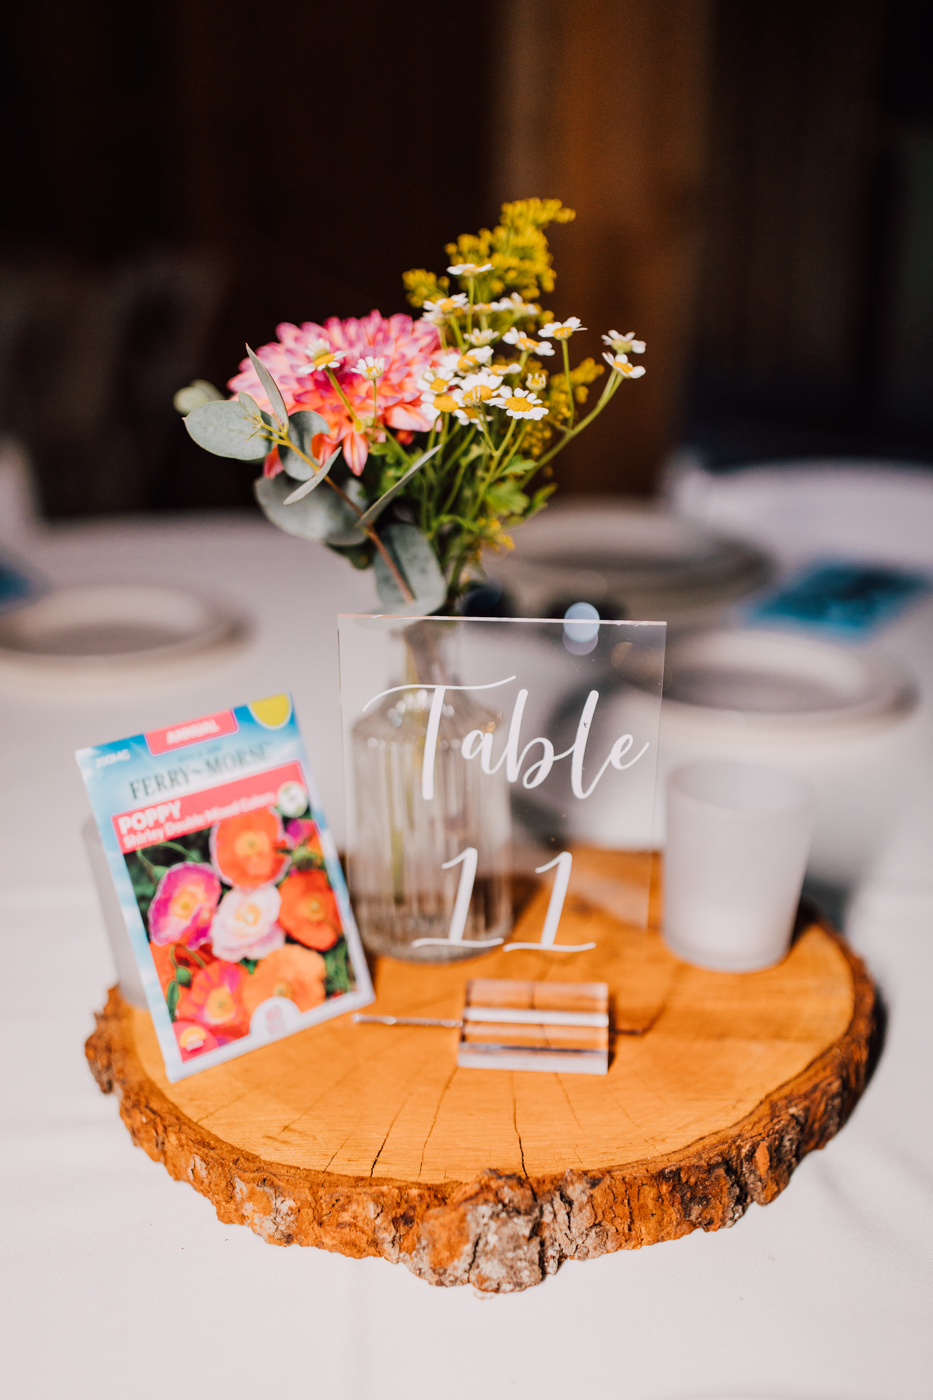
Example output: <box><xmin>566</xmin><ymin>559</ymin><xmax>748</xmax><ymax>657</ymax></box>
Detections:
<box><xmin>374</xmin><ymin>523</ymin><xmax>447</xmax><ymax>615</ymax></box>
<box><xmin>173</xmin><ymin>379</ymin><xmax>223</xmax><ymax>416</ymax></box>
<box><xmin>185</xmin><ymin>399</ymin><xmax>271</xmax><ymax>461</ymax></box>
<box><xmin>246</xmin><ymin>344</ymin><xmax>288</xmax><ymax>426</ymax></box>
<box><xmin>354</xmin><ymin>444</ymin><xmax>443</xmax><ymax>530</ymax></box>
<box><xmin>254</xmin><ymin>472</ymin><xmax>366</xmax><ymax>545</ymax></box>
<box><xmin>283</xmin><ymin>460</ymin><xmax>338</xmax><ymax>505</ymax></box>
<box><xmin>327</xmin><ymin>540</ymin><xmax>375</xmax><ymax>570</ymax></box>
<box><xmin>280</xmin><ymin>409</ymin><xmax>332</xmax><ymax>481</ymax></box>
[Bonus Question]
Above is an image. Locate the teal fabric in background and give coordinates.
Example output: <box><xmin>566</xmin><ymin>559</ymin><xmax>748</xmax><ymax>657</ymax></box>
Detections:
<box><xmin>746</xmin><ymin>560</ymin><xmax>932</xmax><ymax>638</ymax></box>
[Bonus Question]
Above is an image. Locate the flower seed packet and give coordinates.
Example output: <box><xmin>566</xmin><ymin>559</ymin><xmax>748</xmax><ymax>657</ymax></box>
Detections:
<box><xmin>77</xmin><ymin>693</ymin><xmax>374</xmax><ymax>1081</ymax></box>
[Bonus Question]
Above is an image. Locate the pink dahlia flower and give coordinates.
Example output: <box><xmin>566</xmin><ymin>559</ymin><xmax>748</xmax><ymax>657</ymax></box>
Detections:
<box><xmin>148</xmin><ymin>862</ymin><xmax>221</xmax><ymax>949</ymax></box>
<box><xmin>228</xmin><ymin>311</ymin><xmax>442</xmax><ymax>475</ymax></box>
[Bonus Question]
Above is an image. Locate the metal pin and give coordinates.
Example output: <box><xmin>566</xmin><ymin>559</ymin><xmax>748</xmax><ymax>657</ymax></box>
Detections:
<box><xmin>352</xmin><ymin>1013</ymin><xmax>646</xmax><ymax>1034</ymax></box>
<box><xmin>353</xmin><ymin>1014</ymin><xmax>463</xmax><ymax>1029</ymax></box>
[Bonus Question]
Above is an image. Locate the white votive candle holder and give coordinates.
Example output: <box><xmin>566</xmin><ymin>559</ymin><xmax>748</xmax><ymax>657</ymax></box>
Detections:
<box><xmin>663</xmin><ymin>760</ymin><xmax>816</xmax><ymax>972</ymax></box>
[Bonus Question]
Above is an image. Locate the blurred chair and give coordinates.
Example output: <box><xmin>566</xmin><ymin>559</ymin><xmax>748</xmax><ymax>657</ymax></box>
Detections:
<box><xmin>0</xmin><ymin>250</ymin><xmax>228</xmax><ymax>517</ymax></box>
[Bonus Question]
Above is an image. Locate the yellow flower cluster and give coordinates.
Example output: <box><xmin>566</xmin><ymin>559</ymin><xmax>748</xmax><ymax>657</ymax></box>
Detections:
<box><xmin>403</xmin><ymin>199</ymin><xmax>576</xmax><ymax>309</ymax></box>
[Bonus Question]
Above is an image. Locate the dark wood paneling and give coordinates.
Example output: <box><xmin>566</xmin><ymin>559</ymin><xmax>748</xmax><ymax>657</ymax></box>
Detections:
<box><xmin>493</xmin><ymin>0</ymin><xmax>713</xmax><ymax>495</ymax></box>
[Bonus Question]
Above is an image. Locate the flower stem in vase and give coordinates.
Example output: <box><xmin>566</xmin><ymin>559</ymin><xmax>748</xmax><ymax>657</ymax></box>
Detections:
<box><xmin>349</xmin><ymin>621</ymin><xmax>512</xmax><ymax>963</ymax></box>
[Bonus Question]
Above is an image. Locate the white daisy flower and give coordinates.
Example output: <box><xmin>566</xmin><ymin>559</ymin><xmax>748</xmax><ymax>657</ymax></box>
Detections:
<box><xmin>502</xmin><ymin>328</ymin><xmax>555</xmax><ymax>356</ymax></box>
<box><xmin>526</xmin><ymin>370</ymin><xmax>548</xmax><ymax>391</ymax></box>
<box><xmin>540</xmin><ymin>317</ymin><xmax>586</xmax><ymax>341</ymax></box>
<box><xmin>296</xmin><ymin>343</ymin><xmax>345</xmax><ymax>373</ymax></box>
<box><xmin>489</xmin><ymin>389</ymin><xmax>548</xmax><ymax>421</ymax></box>
<box><xmin>422</xmin><ymin>293</ymin><xmax>469</xmax><ymax>319</ymax></box>
<box><xmin>602</xmin><ymin>352</ymin><xmax>646</xmax><ymax>378</ymax></box>
<box><xmin>468</xmin><ymin>328</ymin><xmax>497</xmax><ymax>346</ymax></box>
<box><xmin>455</xmin><ymin>346</ymin><xmax>494</xmax><ymax>371</ymax></box>
<box><xmin>351</xmin><ymin>356</ymin><xmax>386</xmax><ymax>381</ymax></box>
<box><xmin>418</xmin><ymin>366</ymin><xmax>463</xmax><ymax>414</ymax></box>
<box><xmin>421</xmin><ymin>387</ymin><xmax>462</xmax><ymax>420</ymax></box>
<box><xmin>602</xmin><ymin>330</ymin><xmax>646</xmax><ymax>355</ymax></box>
<box><xmin>429</xmin><ymin>350</ymin><xmax>463</xmax><ymax>379</ymax></box>
<box><xmin>489</xmin><ymin>293</ymin><xmax>538</xmax><ymax>316</ymax></box>
<box><xmin>417</xmin><ymin>365</ymin><xmax>458</xmax><ymax>394</ymax></box>
<box><xmin>451</xmin><ymin>371</ymin><xmax>503</xmax><ymax>423</ymax></box>
<box><xmin>447</xmin><ymin>262</ymin><xmax>494</xmax><ymax>276</ymax></box>
<box><xmin>459</xmin><ymin>371</ymin><xmax>504</xmax><ymax>402</ymax></box>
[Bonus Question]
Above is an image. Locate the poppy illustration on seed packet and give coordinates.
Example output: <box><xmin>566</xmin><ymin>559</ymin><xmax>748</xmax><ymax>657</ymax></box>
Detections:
<box><xmin>77</xmin><ymin>693</ymin><xmax>373</xmax><ymax>1081</ymax></box>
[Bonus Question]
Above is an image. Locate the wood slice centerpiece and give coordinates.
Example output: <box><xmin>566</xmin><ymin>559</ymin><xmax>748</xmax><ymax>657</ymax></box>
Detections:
<box><xmin>86</xmin><ymin>851</ymin><xmax>874</xmax><ymax>1293</ymax></box>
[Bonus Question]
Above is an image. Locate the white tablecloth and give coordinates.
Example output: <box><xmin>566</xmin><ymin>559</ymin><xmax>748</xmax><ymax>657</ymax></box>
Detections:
<box><xmin>2</xmin><ymin>489</ymin><xmax>932</xmax><ymax>1400</ymax></box>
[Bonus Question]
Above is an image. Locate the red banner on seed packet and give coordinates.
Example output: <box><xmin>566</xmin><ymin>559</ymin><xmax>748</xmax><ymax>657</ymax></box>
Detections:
<box><xmin>112</xmin><ymin>762</ymin><xmax>306</xmax><ymax>853</ymax></box>
<box><xmin>145</xmin><ymin>709</ymin><xmax>239</xmax><ymax>755</ymax></box>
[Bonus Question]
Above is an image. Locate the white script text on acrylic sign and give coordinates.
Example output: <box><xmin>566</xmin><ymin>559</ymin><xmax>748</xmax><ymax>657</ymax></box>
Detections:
<box><xmin>362</xmin><ymin>676</ymin><xmax>650</xmax><ymax>953</ymax></box>
<box><xmin>362</xmin><ymin>677</ymin><xmax>650</xmax><ymax>802</ymax></box>
<box><xmin>412</xmin><ymin>848</ymin><xmax>595</xmax><ymax>953</ymax></box>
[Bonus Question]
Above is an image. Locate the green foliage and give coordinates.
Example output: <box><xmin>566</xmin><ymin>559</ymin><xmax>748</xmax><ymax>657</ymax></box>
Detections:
<box><xmin>254</xmin><ymin>472</ymin><xmax>367</xmax><ymax>545</ymax></box>
<box><xmin>185</xmin><ymin>399</ymin><xmax>271</xmax><ymax>461</ymax></box>
<box><xmin>322</xmin><ymin>938</ymin><xmax>355</xmax><ymax>997</ymax></box>
<box><xmin>279</xmin><ymin>409</ymin><xmax>331</xmax><ymax>480</ymax></box>
<box><xmin>173</xmin><ymin>380</ymin><xmax>223</xmax><ymax>415</ymax></box>
<box><xmin>484</xmin><ymin>478</ymin><xmax>529</xmax><ymax>517</ymax></box>
<box><xmin>126</xmin><ymin>854</ymin><xmax>161</xmax><ymax>926</ymax></box>
<box><xmin>355</xmin><ymin>444</ymin><xmax>442</xmax><ymax>529</ymax></box>
<box><xmin>327</xmin><ymin>540</ymin><xmax>375</xmax><ymax>569</ymax></box>
<box><xmin>246</xmin><ymin>345</ymin><xmax>287</xmax><ymax>425</ymax></box>
<box><xmin>289</xmin><ymin>845</ymin><xmax>327</xmax><ymax>873</ymax></box>
<box><xmin>374</xmin><ymin>522</ymin><xmax>447</xmax><ymax>615</ymax></box>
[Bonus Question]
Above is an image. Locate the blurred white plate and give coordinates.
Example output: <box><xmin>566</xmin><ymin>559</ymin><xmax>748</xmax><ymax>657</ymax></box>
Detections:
<box><xmin>663</xmin><ymin>628</ymin><xmax>914</xmax><ymax>735</ymax></box>
<box><xmin>491</xmin><ymin>501</ymin><xmax>770</xmax><ymax>618</ymax></box>
<box><xmin>0</xmin><ymin>584</ymin><xmax>246</xmax><ymax>682</ymax></box>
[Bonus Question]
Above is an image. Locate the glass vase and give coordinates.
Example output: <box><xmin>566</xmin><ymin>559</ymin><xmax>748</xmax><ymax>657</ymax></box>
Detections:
<box><xmin>348</xmin><ymin>621</ymin><xmax>512</xmax><ymax>963</ymax></box>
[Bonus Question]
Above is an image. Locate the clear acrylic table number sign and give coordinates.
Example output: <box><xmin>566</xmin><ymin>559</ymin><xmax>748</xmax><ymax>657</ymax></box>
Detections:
<box><xmin>338</xmin><ymin>615</ymin><xmax>666</xmax><ymax>963</ymax></box>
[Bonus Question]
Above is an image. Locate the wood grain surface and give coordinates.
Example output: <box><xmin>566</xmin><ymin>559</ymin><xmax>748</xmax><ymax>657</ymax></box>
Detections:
<box><xmin>86</xmin><ymin>850</ymin><xmax>875</xmax><ymax>1292</ymax></box>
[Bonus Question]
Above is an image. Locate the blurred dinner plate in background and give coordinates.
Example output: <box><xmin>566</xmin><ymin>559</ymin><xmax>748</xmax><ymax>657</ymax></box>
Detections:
<box><xmin>0</xmin><ymin>583</ymin><xmax>248</xmax><ymax>688</ymax></box>
<box><xmin>662</xmin><ymin>629</ymin><xmax>914</xmax><ymax>734</ymax></box>
<box><xmin>488</xmin><ymin>499</ymin><xmax>771</xmax><ymax>621</ymax></box>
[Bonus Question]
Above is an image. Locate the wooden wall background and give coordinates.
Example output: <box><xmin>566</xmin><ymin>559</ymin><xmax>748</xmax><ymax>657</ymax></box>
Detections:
<box><xmin>492</xmin><ymin>0</ymin><xmax>712</xmax><ymax>496</ymax></box>
<box><xmin>0</xmin><ymin>0</ymin><xmax>930</xmax><ymax>516</ymax></box>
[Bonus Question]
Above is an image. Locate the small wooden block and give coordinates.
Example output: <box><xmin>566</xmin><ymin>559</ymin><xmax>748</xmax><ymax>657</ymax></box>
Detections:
<box><xmin>459</xmin><ymin>978</ymin><xmax>609</xmax><ymax>1073</ymax></box>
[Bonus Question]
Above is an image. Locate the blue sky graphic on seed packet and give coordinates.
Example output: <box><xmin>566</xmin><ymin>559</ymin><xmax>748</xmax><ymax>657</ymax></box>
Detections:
<box><xmin>77</xmin><ymin>694</ymin><xmax>373</xmax><ymax>1082</ymax></box>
